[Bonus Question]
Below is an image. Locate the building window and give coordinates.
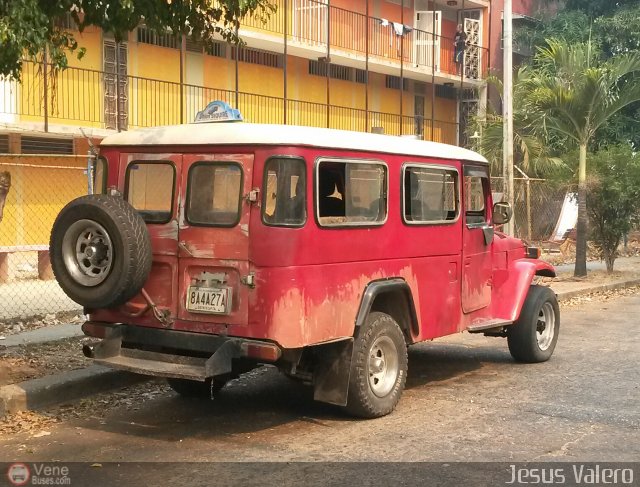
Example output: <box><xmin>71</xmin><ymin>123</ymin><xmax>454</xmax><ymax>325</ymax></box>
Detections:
<box><xmin>20</xmin><ymin>136</ymin><xmax>74</xmax><ymax>155</ymax></box>
<box><xmin>0</xmin><ymin>135</ymin><xmax>9</xmax><ymax>154</ymax></box>
<box><xmin>232</xmin><ymin>47</ymin><xmax>283</xmax><ymax>68</ymax></box>
<box><xmin>436</xmin><ymin>84</ymin><xmax>457</xmax><ymax>100</ymax></box>
<box><xmin>385</xmin><ymin>75</ymin><xmax>409</xmax><ymax>91</ymax></box>
<box><xmin>53</xmin><ymin>13</ymin><xmax>77</xmax><ymax>31</ymax></box>
<box><xmin>205</xmin><ymin>41</ymin><xmax>227</xmax><ymax>58</ymax></box>
<box><xmin>355</xmin><ymin>69</ymin><xmax>368</xmax><ymax>84</ymax></box>
<box><xmin>308</xmin><ymin>60</ymin><xmax>354</xmax><ymax>82</ymax></box>
<box><xmin>316</xmin><ymin>159</ymin><xmax>387</xmax><ymax>227</ymax></box>
<box><xmin>137</xmin><ymin>26</ymin><xmax>178</xmax><ymax>49</ymax></box>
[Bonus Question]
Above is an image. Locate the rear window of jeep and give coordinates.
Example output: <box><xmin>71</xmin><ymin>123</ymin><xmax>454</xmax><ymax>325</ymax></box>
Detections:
<box><xmin>126</xmin><ymin>161</ymin><xmax>175</xmax><ymax>224</ymax></box>
<box><xmin>186</xmin><ymin>162</ymin><xmax>243</xmax><ymax>227</ymax></box>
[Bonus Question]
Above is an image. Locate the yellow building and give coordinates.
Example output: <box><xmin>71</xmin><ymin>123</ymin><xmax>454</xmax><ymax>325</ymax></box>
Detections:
<box><xmin>0</xmin><ymin>0</ymin><xmax>490</xmax><ymax>252</ymax></box>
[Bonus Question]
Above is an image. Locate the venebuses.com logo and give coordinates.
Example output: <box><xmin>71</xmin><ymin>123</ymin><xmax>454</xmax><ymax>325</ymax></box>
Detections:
<box><xmin>6</xmin><ymin>463</ymin><xmax>71</xmax><ymax>485</ymax></box>
<box><xmin>6</xmin><ymin>463</ymin><xmax>30</xmax><ymax>486</ymax></box>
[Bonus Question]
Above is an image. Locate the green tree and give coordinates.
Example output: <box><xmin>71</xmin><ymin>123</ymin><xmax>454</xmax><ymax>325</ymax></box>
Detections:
<box><xmin>522</xmin><ymin>40</ymin><xmax>640</xmax><ymax>277</ymax></box>
<box><xmin>563</xmin><ymin>0</ymin><xmax>638</xmax><ymax>18</ymax></box>
<box><xmin>0</xmin><ymin>0</ymin><xmax>276</xmax><ymax>80</ymax></box>
<box><xmin>518</xmin><ymin>5</ymin><xmax>640</xmax><ymax>150</ymax></box>
<box><xmin>587</xmin><ymin>145</ymin><xmax>640</xmax><ymax>272</ymax></box>
<box><xmin>470</xmin><ymin>74</ymin><xmax>564</xmax><ymax>177</ymax></box>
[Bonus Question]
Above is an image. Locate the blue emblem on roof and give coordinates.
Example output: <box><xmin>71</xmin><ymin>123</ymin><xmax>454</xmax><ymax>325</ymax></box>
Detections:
<box><xmin>194</xmin><ymin>101</ymin><xmax>243</xmax><ymax>123</ymax></box>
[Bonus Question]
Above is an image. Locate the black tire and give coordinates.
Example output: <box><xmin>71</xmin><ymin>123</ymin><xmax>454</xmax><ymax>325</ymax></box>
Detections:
<box><xmin>167</xmin><ymin>377</ymin><xmax>229</xmax><ymax>398</ymax></box>
<box><xmin>345</xmin><ymin>312</ymin><xmax>408</xmax><ymax>418</ymax></box>
<box><xmin>508</xmin><ymin>285</ymin><xmax>560</xmax><ymax>363</ymax></box>
<box><xmin>50</xmin><ymin>194</ymin><xmax>152</xmax><ymax>309</ymax></box>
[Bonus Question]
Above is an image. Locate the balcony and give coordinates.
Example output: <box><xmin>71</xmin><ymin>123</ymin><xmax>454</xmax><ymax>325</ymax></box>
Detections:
<box><xmin>0</xmin><ymin>61</ymin><xmax>460</xmax><ymax>145</ymax></box>
<box><xmin>240</xmin><ymin>0</ymin><xmax>489</xmax><ymax>86</ymax></box>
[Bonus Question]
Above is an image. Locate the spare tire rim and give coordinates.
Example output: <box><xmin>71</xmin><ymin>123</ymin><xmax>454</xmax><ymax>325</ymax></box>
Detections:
<box><xmin>368</xmin><ymin>335</ymin><xmax>399</xmax><ymax>398</ymax></box>
<box><xmin>536</xmin><ymin>301</ymin><xmax>556</xmax><ymax>351</ymax></box>
<box><xmin>62</xmin><ymin>219</ymin><xmax>113</xmax><ymax>286</ymax></box>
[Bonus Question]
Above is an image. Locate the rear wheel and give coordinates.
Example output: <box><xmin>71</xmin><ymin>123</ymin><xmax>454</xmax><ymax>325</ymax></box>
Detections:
<box><xmin>508</xmin><ymin>285</ymin><xmax>560</xmax><ymax>363</ymax></box>
<box><xmin>345</xmin><ymin>312</ymin><xmax>408</xmax><ymax>418</ymax></box>
<box><xmin>166</xmin><ymin>376</ymin><xmax>230</xmax><ymax>398</ymax></box>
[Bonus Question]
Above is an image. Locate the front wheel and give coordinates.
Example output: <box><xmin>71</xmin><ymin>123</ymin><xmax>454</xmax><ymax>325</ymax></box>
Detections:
<box><xmin>345</xmin><ymin>312</ymin><xmax>408</xmax><ymax>418</ymax></box>
<box><xmin>508</xmin><ymin>285</ymin><xmax>560</xmax><ymax>363</ymax></box>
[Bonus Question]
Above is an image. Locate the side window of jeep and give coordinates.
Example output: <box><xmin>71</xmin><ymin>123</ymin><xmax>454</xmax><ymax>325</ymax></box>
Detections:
<box><xmin>263</xmin><ymin>157</ymin><xmax>306</xmax><ymax>227</ymax></box>
<box><xmin>92</xmin><ymin>156</ymin><xmax>107</xmax><ymax>194</ymax></box>
<box><xmin>316</xmin><ymin>159</ymin><xmax>387</xmax><ymax>226</ymax></box>
<box><xmin>126</xmin><ymin>161</ymin><xmax>175</xmax><ymax>224</ymax></box>
<box><xmin>403</xmin><ymin>165</ymin><xmax>459</xmax><ymax>224</ymax></box>
<box><xmin>465</xmin><ymin>175</ymin><xmax>487</xmax><ymax>225</ymax></box>
<box><xmin>186</xmin><ymin>163</ymin><xmax>243</xmax><ymax>227</ymax></box>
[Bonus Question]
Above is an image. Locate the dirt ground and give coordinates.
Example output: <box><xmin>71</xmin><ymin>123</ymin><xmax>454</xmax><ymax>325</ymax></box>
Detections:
<box><xmin>0</xmin><ymin>336</ymin><xmax>93</xmax><ymax>387</ymax></box>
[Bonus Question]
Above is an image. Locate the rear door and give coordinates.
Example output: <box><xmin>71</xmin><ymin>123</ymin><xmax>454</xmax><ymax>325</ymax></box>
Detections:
<box><xmin>177</xmin><ymin>153</ymin><xmax>254</xmax><ymax>328</ymax></box>
<box><xmin>120</xmin><ymin>153</ymin><xmax>182</xmax><ymax>322</ymax></box>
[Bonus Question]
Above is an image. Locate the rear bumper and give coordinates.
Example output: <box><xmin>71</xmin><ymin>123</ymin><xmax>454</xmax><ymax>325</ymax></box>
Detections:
<box><xmin>81</xmin><ymin>321</ymin><xmax>282</xmax><ymax>381</ymax></box>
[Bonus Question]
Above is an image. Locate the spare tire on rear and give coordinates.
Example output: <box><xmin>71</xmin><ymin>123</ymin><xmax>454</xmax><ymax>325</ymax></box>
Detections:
<box><xmin>50</xmin><ymin>194</ymin><xmax>152</xmax><ymax>309</ymax></box>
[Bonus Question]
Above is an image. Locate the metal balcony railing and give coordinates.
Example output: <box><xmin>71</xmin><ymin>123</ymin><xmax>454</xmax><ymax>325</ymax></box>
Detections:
<box><xmin>0</xmin><ymin>61</ymin><xmax>460</xmax><ymax>145</ymax></box>
<box><xmin>241</xmin><ymin>0</ymin><xmax>489</xmax><ymax>80</ymax></box>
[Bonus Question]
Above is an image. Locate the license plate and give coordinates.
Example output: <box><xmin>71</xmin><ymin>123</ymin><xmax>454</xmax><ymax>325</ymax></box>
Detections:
<box><xmin>186</xmin><ymin>286</ymin><xmax>231</xmax><ymax>314</ymax></box>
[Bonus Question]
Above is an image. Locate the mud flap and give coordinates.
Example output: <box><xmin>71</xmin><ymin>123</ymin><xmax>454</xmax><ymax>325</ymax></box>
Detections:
<box><xmin>312</xmin><ymin>338</ymin><xmax>354</xmax><ymax>406</ymax></box>
<box><xmin>205</xmin><ymin>340</ymin><xmax>243</xmax><ymax>377</ymax></box>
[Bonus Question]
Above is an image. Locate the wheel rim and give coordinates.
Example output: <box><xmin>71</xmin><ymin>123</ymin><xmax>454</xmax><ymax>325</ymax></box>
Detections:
<box><xmin>536</xmin><ymin>302</ymin><xmax>556</xmax><ymax>351</ymax></box>
<box><xmin>61</xmin><ymin>219</ymin><xmax>113</xmax><ymax>287</ymax></box>
<box><xmin>368</xmin><ymin>335</ymin><xmax>399</xmax><ymax>398</ymax></box>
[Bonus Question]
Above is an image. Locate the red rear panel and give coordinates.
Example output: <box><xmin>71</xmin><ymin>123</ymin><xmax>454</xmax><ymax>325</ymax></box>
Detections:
<box><xmin>175</xmin><ymin>153</ymin><xmax>254</xmax><ymax>331</ymax></box>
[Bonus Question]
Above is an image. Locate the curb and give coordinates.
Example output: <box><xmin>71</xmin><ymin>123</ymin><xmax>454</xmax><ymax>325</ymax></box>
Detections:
<box><xmin>0</xmin><ymin>365</ymin><xmax>148</xmax><ymax>418</ymax></box>
<box><xmin>554</xmin><ymin>278</ymin><xmax>640</xmax><ymax>302</ymax></box>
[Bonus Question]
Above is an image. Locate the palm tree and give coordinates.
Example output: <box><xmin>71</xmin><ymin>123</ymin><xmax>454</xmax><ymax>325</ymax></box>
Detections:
<box><xmin>522</xmin><ymin>40</ymin><xmax>640</xmax><ymax>277</ymax></box>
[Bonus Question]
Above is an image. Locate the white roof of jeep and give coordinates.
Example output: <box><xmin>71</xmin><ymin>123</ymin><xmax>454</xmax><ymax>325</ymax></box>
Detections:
<box><xmin>100</xmin><ymin>123</ymin><xmax>488</xmax><ymax>164</ymax></box>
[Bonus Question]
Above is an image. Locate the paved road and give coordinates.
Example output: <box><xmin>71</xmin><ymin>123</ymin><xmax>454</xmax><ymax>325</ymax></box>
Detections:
<box><xmin>0</xmin><ymin>294</ymin><xmax>638</xmax><ymax>481</ymax></box>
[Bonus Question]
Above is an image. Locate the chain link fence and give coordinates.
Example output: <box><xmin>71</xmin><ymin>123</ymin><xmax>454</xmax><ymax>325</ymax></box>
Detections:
<box><xmin>491</xmin><ymin>177</ymin><xmax>567</xmax><ymax>243</ymax></box>
<box><xmin>0</xmin><ymin>155</ymin><xmax>90</xmax><ymax>322</ymax></box>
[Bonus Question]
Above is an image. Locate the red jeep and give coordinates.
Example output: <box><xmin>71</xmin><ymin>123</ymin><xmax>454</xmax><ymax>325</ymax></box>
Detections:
<box><xmin>50</xmin><ymin>116</ymin><xmax>558</xmax><ymax>418</ymax></box>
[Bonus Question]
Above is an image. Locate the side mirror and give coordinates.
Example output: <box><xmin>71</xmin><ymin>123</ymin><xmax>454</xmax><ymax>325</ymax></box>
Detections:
<box><xmin>493</xmin><ymin>202</ymin><xmax>513</xmax><ymax>225</ymax></box>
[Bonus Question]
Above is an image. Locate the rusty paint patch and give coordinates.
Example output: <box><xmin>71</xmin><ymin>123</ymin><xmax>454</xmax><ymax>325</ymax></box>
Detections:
<box><xmin>157</xmin><ymin>219</ymin><xmax>179</xmax><ymax>240</ymax></box>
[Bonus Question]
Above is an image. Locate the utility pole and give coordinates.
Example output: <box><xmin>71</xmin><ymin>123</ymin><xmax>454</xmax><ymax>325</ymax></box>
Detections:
<box><xmin>502</xmin><ymin>0</ymin><xmax>515</xmax><ymax>236</ymax></box>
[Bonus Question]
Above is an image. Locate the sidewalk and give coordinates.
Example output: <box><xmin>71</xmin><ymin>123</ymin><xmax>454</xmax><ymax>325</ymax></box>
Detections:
<box><xmin>0</xmin><ymin>323</ymin><xmax>83</xmax><ymax>346</ymax></box>
<box><xmin>547</xmin><ymin>255</ymin><xmax>640</xmax><ymax>300</ymax></box>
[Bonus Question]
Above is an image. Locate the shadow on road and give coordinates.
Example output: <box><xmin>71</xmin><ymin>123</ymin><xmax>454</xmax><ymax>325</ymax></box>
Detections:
<box><xmin>406</xmin><ymin>341</ymin><xmax>514</xmax><ymax>388</ymax></box>
<box><xmin>70</xmin><ymin>340</ymin><xmax>515</xmax><ymax>443</ymax></box>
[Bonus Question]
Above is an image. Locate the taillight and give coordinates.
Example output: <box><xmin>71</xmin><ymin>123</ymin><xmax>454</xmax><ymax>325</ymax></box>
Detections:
<box><xmin>241</xmin><ymin>341</ymin><xmax>282</xmax><ymax>362</ymax></box>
